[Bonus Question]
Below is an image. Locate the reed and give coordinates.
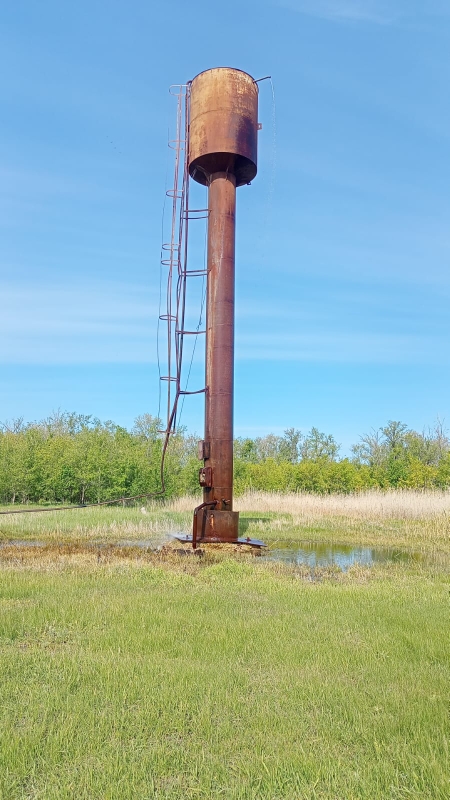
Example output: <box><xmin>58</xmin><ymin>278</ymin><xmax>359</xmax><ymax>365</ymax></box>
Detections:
<box><xmin>1</xmin><ymin>490</ymin><xmax>449</xmax><ymax>553</ymax></box>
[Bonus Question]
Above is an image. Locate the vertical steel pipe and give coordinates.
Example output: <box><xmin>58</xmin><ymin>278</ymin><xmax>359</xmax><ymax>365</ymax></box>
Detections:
<box><xmin>203</xmin><ymin>171</ymin><xmax>236</xmax><ymax>515</ymax></box>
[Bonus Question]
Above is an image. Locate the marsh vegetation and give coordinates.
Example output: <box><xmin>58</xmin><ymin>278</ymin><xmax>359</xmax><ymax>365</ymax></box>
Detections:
<box><xmin>1</xmin><ymin>490</ymin><xmax>449</xmax><ymax>798</ymax></box>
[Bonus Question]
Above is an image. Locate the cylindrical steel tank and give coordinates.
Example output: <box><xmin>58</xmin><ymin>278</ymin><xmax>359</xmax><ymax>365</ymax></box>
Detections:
<box><xmin>188</xmin><ymin>67</ymin><xmax>258</xmax><ymax>187</ymax></box>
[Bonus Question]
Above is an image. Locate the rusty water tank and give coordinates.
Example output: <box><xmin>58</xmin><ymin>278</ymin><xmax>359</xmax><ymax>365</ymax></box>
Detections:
<box><xmin>188</xmin><ymin>67</ymin><xmax>258</xmax><ymax>187</ymax></box>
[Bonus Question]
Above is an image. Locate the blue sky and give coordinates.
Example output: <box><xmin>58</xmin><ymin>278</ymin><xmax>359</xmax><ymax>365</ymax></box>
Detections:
<box><xmin>1</xmin><ymin>0</ymin><xmax>449</xmax><ymax>453</ymax></box>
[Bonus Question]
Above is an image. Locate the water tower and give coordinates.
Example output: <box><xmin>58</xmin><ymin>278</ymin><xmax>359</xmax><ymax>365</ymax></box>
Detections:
<box><xmin>164</xmin><ymin>68</ymin><xmax>264</xmax><ymax>549</ymax></box>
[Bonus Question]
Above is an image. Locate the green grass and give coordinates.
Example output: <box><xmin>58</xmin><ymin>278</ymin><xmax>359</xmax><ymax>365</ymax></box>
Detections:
<box><xmin>0</xmin><ymin>505</ymin><xmax>190</xmax><ymax>545</ymax></box>
<box><xmin>1</xmin><ymin>557</ymin><xmax>449</xmax><ymax>799</ymax></box>
<box><xmin>1</xmin><ymin>501</ymin><xmax>449</xmax><ymax>555</ymax></box>
<box><xmin>1</xmin><ymin>496</ymin><xmax>449</xmax><ymax>798</ymax></box>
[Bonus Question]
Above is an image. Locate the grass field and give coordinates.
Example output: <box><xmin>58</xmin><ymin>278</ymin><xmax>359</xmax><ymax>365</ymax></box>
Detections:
<box><xmin>1</xmin><ymin>492</ymin><xmax>449</xmax><ymax>799</ymax></box>
<box><xmin>1</xmin><ymin>489</ymin><xmax>449</xmax><ymax>553</ymax></box>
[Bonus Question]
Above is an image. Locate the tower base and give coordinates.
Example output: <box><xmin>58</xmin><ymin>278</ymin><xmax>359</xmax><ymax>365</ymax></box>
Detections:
<box><xmin>173</xmin><ymin>507</ymin><xmax>265</xmax><ymax>549</ymax></box>
<box><xmin>173</xmin><ymin>533</ymin><xmax>266</xmax><ymax>549</ymax></box>
<box><xmin>202</xmin><ymin>509</ymin><xmax>239</xmax><ymax>542</ymax></box>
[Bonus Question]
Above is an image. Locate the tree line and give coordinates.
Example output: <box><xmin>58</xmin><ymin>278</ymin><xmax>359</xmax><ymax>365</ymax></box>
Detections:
<box><xmin>1</xmin><ymin>412</ymin><xmax>449</xmax><ymax>505</ymax></box>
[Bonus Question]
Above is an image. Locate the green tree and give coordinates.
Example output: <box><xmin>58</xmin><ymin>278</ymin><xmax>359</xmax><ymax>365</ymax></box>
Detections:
<box><xmin>300</xmin><ymin>427</ymin><xmax>340</xmax><ymax>461</ymax></box>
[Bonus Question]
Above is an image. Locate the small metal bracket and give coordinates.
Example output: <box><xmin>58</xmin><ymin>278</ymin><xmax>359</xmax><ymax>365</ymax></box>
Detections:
<box><xmin>257</xmin><ymin>122</ymin><xmax>263</xmax><ymax>130</ymax></box>
<box><xmin>199</xmin><ymin>467</ymin><xmax>213</xmax><ymax>488</ymax></box>
<box><xmin>197</xmin><ymin>440</ymin><xmax>211</xmax><ymax>460</ymax></box>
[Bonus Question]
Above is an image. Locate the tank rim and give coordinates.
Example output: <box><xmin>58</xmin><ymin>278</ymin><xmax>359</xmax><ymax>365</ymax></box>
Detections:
<box><xmin>189</xmin><ymin>67</ymin><xmax>258</xmax><ymax>87</ymax></box>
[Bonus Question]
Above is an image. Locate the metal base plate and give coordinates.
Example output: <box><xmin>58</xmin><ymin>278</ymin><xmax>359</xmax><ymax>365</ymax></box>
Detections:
<box><xmin>173</xmin><ymin>533</ymin><xmax>266</xmax><ymax>548</ymax></box>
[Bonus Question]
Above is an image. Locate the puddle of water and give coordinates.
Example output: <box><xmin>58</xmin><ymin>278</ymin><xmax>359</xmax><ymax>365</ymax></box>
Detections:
<box><xmin>263</xmin><ymin>542</ymin><xmax>425</xmax><ymax>571</ymax></box>
<box><xmin>0</xmin><ymin>539</ymin><xmax>47</xmax><ymax>548</ymax></box>
<box><xmin>0</xmin><ymin>538</ymin><xmax>428</xmax><ymax>571</ymax></box>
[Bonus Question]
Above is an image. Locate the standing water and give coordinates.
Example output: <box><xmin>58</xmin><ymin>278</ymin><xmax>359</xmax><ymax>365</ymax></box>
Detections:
<box><xmin>263</xmin><ymin>542</ymin><xmax>425</xmax><ymax>571</ymax></box>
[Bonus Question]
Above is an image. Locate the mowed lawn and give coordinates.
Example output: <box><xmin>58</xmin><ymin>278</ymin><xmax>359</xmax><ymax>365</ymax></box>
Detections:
<box><xmin>0</xmin><ymin>557</ymin><xmax>448</xmax><ymax>799</ymax></box>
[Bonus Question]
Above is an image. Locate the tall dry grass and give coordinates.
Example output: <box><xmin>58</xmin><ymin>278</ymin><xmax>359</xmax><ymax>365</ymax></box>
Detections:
<box><xmin>1</xmin><ymin>490</ymin><xmax>449</xmax><ymax>552</ymax></box>
<box><xmin>164</xmin><ymin>490</ymin><xmax>450</xmax><ymax>552</ymax></box>
<box><xmin>167</xmin><ymin>489</ymin><xmax>450</xmax><ymax>519</ymax></box>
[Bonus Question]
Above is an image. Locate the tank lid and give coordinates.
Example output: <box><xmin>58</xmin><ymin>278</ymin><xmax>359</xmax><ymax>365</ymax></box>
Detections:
<box><xmin>189</xmin><ymin>67</ymin><xmax>258</xmax><ymax>88</ymax></box>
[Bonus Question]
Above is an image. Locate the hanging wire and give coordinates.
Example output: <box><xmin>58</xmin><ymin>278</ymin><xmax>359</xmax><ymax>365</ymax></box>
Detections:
<box><xmin>177</xmin><ymin>196</ymin><xmax>208</xmax><ymax>428</ymax></box>
<box><xmin>156</xmin><ymin>128</ymin><xmax>171</xmax><ymax>421</ymax></box>
<box><xmin>177</xmin><ymin>274</ymin><xmax>206</xmax><ymax>427</ymax></box>
<box><xmin>171</xmin><ymin>82</ymin><xmax>208</xmax><ymax>431</ymax></box>
<box><xmin>269</xmin><ymin>77</ymin><xmax>277</xmax><ymax>213</ymax></box>
<box><xmin>256</xmin><ymin>77</ymin><xmax>277</xmax><ymax>267</ymax></box>
<box><xmin>158</xmin><ymin>83</ymin><xmax>188</xmax><ymax>435</ymax></box>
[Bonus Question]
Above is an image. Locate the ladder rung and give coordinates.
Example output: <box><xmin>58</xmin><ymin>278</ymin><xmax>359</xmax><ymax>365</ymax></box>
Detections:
<box><xmin>168</xmin><ymin>140</ymin><xmax>186</xmax><ymax>151</ymax></box>
<box><xmin>176</xmin><ymin>329</ymin><xmax>206</xmax><ymax>335</ymax></box>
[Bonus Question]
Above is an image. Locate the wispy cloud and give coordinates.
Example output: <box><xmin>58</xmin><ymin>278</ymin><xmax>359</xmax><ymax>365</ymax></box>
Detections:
<box><xmin>237</xmin><ymin>331</ymin><xmax>446</xmax><ymax>365</ymax></box>
<box><xmin>0</xmin><ymin>282</ymin><xmax>159</xmax><ymax>364</ymax></box>
<box><xmin>277</xmin><ymin>0</ymin><xmax>450</xmax><ymax>26</ymax></box>
<box><xmin>2</xmin><ymin>278</ymin><xmax>446</xmax><ymax>368</ymax></box>
<box><xmin>277</xmin><ymin>0</ymin><xmax>398</xmax><ymax>24</ymax></box>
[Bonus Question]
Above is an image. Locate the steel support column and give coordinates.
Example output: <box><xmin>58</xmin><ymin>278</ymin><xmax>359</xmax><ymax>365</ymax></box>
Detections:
<box><xmin>202</xmin><ymin>171</ymin><xmax>238</xmax><ymax>539</ymax></box>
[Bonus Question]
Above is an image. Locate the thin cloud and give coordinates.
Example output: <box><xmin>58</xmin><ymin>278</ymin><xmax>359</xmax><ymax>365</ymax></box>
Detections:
<box><xmin>277</xmin><ymin>0</ymin><xmax>450</xmax><ymax>26</ymax></box>
<box><xmin>278</xmin><ymin>0</ymin><xmax>398</xmax><ymax>24</ymax></box>
<box><xmin>0</xmin><ymin>282</ymin><xmax>158</xmax><ymax>364</ymax></box>
<box><xmin>3</xmin><ymin>283</ymin><xmax>444</xmax><ymax>366</ymax></box>
<box><xmin>237</xmin><ymin>331</ymin><xmax>446</xmax><ymax>365</ymax></box>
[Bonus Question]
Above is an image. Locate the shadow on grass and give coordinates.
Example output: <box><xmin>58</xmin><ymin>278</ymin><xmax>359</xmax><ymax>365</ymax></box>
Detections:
<box><xmin>239</xmin><ymin>517</ymin><xmax>271</xmax><ymax>535</ymax></box>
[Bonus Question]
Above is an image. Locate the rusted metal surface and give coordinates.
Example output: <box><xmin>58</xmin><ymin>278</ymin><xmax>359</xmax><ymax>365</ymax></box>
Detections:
<box><xmin>191</xmin><ymin>500</ymin><xmax>217</xmax><ymax>548</ymax></box>
<box><xmin>181</xmin><ymin>501</ymin><xmax>265</xmax><ymax>549</ymax></box>
<box><xmin>202</xmin><ymin>508</ymin><xmax>240</xmax><ymax>542</ymax></box>
<box><xmin>189</xmin><ymin>68</ymin><xmax>258</xmax><ymax>187</ymax></box>
<box><xmin>174</xmin><ymin>530</ymin><xmax>266</xmax><ymax>548</ymax></box>
<box><xmin>198</xmin><ymin>467</ymin><xmax>213</xmax><ymax>488</ymax></box>
<box><xmin>197</xmin><ymin>440</ymin><xmax>210</xmax><ymax>460</ymax></box>
<box><xmin>185</xmin><ymin>68</ymin><xmax>260</xmax><ymax>548</ymax></box>
<box><xmin>176</xmin><ymin>499</ymin><xmax>265</xmax><ymax>548</ymax></box>
<box><xmin>201</xmin><ymin>171</ymin><xmax>238</xmax><ymax>538</ymax></box>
